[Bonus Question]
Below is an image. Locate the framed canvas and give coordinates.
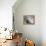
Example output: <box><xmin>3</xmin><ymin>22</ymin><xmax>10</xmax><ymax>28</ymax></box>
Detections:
<box><xmin>23</xmin><ymin>15</ymin><xmax>35</xmax><ymax>25</ymax></box>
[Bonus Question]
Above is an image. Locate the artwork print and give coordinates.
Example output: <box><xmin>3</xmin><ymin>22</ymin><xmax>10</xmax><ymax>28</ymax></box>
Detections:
<box><xmin>23</xmin><ymin>15</ymin><xmax>35</xmax><ymax>25</ymax></box>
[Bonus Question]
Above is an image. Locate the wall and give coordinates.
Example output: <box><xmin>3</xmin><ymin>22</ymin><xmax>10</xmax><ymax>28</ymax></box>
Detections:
<box><xmin>41</xmin><ymin>0</ymin><xmax>46</xmax><ymax>46</ymax></box>
<box><xmin>0</xmin><ymin>0</ymin><xmax>16</xmax><ymax>29</ymax></box>
<box><xmin>13</xmin><ymin>0</ymin><xmax>41</xmax><ymax>46</ymax></box>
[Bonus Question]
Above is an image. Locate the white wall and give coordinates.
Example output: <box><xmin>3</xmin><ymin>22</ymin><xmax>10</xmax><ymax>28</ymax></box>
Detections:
<box><xmin>13</xmin><ymin>0</ymin><xmax>46</xmax><ymax>46</ymax></box>
<box><xmin>0</xmin><ymin>0</ymin><xmax>16</xmax><ymax>29</ymax></box>
<box><xmin>13</xmin><ymin>0</ymin><xmax>41</xmax><ymax>46</ymax></box>
<box><xmin>0</xmin><ymin>0</ymin><xmax>46</xmax><ymax>46</ymax></box>
<box><xmin>41</xmin><ymin>0</ymin><xmax>46</xmax><ymax>46</ymax></box>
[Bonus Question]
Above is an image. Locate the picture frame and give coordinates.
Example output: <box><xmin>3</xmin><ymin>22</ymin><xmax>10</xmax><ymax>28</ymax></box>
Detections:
<box><xmin>23</xmin><ymin>15</ymin><xmax>35</xmax><ymax>25</ymax></box>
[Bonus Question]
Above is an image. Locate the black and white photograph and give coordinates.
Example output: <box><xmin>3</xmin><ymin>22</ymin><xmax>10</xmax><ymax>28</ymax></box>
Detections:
<box><xmin>23</xmin><ymin>15</ymin><xmax>35</xmax><ymax>25</ymax></box>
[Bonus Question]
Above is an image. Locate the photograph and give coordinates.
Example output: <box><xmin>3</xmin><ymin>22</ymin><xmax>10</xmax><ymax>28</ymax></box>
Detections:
<box><xmin>23</xmin><ymin>15</ymin><xmax>35</xmax><ymax>25</ymax></box>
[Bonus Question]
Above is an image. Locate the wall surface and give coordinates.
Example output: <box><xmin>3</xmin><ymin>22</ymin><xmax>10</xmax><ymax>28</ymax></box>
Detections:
<box><xmin>13</xmin><ymin>0</ymin><xmax>41</xmax><ymax>46</ymax></box>
<box><xmin>0</xmin><ymin>0</ymin><xmax>16</xmax><ymax>39</ymax></box>
<box><xmin>0</xmin><ymin>0</ymin><xmax>16</xmax><ymax>29</ymax></box>
<box><xmin>41</xmin><ymin>0</ymin><xmax>46</xmax><ymax>46</ymax></box>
